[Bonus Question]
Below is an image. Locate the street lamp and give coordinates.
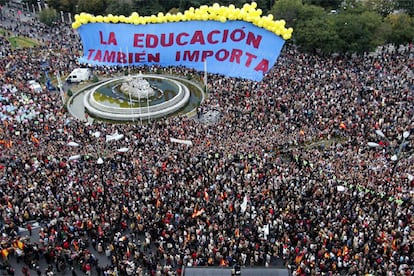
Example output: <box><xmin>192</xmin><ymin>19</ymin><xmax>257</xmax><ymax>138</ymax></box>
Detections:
<box><xmin>368</xmin><ymin>129</ymin><xmax>411</xmax><ymax>179</ymax></box>
<box><xmin>96</xmin><ymin>156</ymin><xmax>105</xmax><ymax>196</ymax></box>
<box><xmin>389</xmin><ymin>131</ymin><xmax>410</xmax><ymax>177</ymax></box>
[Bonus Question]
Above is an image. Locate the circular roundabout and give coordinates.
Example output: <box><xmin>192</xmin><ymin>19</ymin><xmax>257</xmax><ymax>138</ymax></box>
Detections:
<box><xmin>68</xmin><ymin>73</ymin><xmax>205</xmax><ymax>122</ymax></box>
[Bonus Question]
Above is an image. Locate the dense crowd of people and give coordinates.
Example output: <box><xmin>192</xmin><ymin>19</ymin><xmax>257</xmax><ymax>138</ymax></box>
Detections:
<box><xmin>1</xmin><ymin>4</ymin><xmax>413</xmax><ymax>276</ymax></box>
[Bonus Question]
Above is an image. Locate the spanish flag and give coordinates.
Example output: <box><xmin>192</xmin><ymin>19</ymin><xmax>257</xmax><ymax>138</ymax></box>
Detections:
<box><xmin>16</xmin><ymin>240</ymin><xmax>24</xmax><ymax>250</ymax></box>
<box><xmin>392</xmin><ymin>239</ymin><xmax>398</xmax><ymax>251</ymax></box>
<box><xmin>295</xmin><ymin>252</ymin><xmax>304</xmax><ymax>264</ymax></box>
<box><xmin>192</xmin><ymin>208</ymin><xmax>205</xmax><ymax>218</ymax></box>
<box><xmin>343</xmin><ymin>245</ymin><xmax>349</xmax><ymax>256</ymax></box>
<box><xmin>156</xmin><ymin>198</ymin><xmax>161</xmax><ymax>209</ymax></box>
<box><xmin>31</xmin><ymin>135</ymin><xmax>39</xmax><ymax>145</ymax></box>
<box><xmin>1</xmin><ymin>248</ymin><xmax>9</xmax><ymax>259</ymax></box>
<box><xmin>219</xmin><ymin>258</ymin><xmax>228</xmax><ymax>267</ymax></box>
<box><xmin>204</xmin><ymin>189</ymin><xmax>209</xmax><ymax>202</ymax></box>
<box><xmin>6</xmin><ymin>140</ymin><xmax>12</xmax><ymax>148</ymax></box>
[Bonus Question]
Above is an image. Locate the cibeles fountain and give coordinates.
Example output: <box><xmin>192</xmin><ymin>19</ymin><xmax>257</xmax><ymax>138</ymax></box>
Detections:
<box><xmin>82</xmin><ymin>73</ymin><xmax>196</xmax><ymax>122</ymax></box>
<box><xmin>119</xmin><ymin>75</ymin><xmax>156</xmax><ymax>100</ymax></box>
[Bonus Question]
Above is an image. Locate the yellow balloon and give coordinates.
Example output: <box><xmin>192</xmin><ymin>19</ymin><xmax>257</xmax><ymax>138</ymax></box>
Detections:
<box><xmin>251</xmin><ymin>2</ymin><xmax>257</xmax><ymax>9</ymax></box>
<box><xmin>275</xmin><ymin>28</ymin><xmax>281</xmax><ymax>36</ymax></box>
<box><xmin>282</xmin><ymin>33</ymin><xmax>291</xmax><ymax>40</ymax></box>
<box><xmin>219</xmin><ymin>16</ymin><xmax>226</xmax><ymax>23</ymax></box>
<box><xmin>131</xmin><ymin>12</ymin><xmax>139</xmax><ymax>18</ymax></box>
<box><xmin>252</xmin><ymin>17</ymin><xmax>260</xmax><ymax>25</ymax></box>
<box><xmin>96</xmin><ymin>15</ymin><xmax>103</xmax><ymax>22</ymax></box>
<box><xmin>74</xmin><ymin>14</ymin><xmax>80</xmax><ymax>21</ymax></box>
<box><xmin>240</xmin><ymin>11</ymin><xmax>247</xmax><ymax>20</ymax></box>
<box><xmin>213</xmin><ymin>3</ymin><xmax>220</xmax><ymax>9</ymax></box>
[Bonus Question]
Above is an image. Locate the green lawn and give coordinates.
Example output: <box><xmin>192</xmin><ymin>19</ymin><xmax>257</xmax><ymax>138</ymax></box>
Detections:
<box><xmin>8</xmin><ymin>36</ymin><xmax>40</xmax><ymax>48</ymax></box>
<box><xmin>0</xmin><ymin>28</ymin><xmax>40</xmax><ymax>48</ymax></box>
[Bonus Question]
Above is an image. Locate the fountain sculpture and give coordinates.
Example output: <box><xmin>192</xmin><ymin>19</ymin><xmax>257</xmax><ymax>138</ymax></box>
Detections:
<box><xmin>120</xmin><ymin>75</ymin><xmax>155</xmax><ymax>99</ymax></box>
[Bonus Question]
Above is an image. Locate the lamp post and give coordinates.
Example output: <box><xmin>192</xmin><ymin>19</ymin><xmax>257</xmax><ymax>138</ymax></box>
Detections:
<box><xmin>368</xmin><ymin>129</ymin><xmax>411</xmax><ymax>182</ymax></box>
<box><xmin>96</xmin><ymin>156</ymin><xmax>107</xmax><ymax>212</ymax></box>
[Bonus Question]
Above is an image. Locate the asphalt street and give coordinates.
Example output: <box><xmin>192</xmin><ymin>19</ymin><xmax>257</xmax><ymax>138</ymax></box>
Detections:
<box><xmin>5</xmin><ymin>225</ymin><xmax>112</xmax><ymax>275</ymax></box>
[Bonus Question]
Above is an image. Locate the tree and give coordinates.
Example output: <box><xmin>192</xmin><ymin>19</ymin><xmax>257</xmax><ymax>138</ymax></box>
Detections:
<box><xmin>385</xmin><ymin>13</ymin><xmax>414</xmax><ymax>45</ymax></box>
<box><xmin>294</xmin><ymin>16</ymin><xmax>341</xmax><ymax>55</ymax></box>
<box><xmin>47</xmin><ymin>0</ymin><xmax>78</xmax><ymax>13</ymax></box>
<box><xmin>303</xmin><ymin>0</ymin><xmax>342</xmax><ymax>10</ymax></box>
<box><xmin>77</xmin><ymin>0</ymin><xmax>105</xmax><ymax>15</ymax></box>
<box><xmin>395</xmin><ymin>0</ymin><xmax>414</xmax><ymax>16</ymax></box>
<box><xmin>39</xmin><ymin>7</ymin><xmax>59</xmax><ymax>26</ymax></box>
<box><xmin>372</xmin><ymin>21</ymin><xmax>392</xmax><ymax>46</ymax></box>
<box><xmin>363</xmin><ymin>0</ymin><xmax>396</xmax><ymax>17</ymax></box>
<box><xmin>340</xmin><ymin>0</ymin><xmax>367</xmax><ymax>14</ymax></box>
<box><xmin>132</xmin><ymin>0</ymin><xmax>164</xmax><ymax>16</ymax></box>
<box><xmin>105</xmin><ymin>0</ymin><xmax>133</xmax><ymax>16</ymax></box>
<box><xmin>333</xmin><ymin>11</ymin><xmax>383</xmax><ymax>54</ymax></box>
<box><xmin>270</xmin><ymin>0</ymin><xmax>303</xmax><ymax>28</ymax></box>
<box><xmin>298</xmin><ymin>3</ymin><xmax>326</xmax><ymax>21</ymax></box>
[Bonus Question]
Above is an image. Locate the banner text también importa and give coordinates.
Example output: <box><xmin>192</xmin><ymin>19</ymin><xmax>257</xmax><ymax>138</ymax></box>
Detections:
<box><xmin>87</xmin><ymin>29</ymin><xmax>270</xmax><ymax>73</ymax></box>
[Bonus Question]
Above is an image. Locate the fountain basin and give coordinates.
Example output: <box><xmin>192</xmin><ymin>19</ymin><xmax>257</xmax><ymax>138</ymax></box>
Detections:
<box><xmin>83</xmin><ymin>74</ymin><xmax>190</xmax><ymax>121</ymax></box>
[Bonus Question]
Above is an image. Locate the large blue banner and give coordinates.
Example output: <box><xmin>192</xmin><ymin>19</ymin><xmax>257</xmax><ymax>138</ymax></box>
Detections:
<box><xmin>77</xmin><ymin>20</ymin><xmax>285</xmax><ymax>81</ymax></box>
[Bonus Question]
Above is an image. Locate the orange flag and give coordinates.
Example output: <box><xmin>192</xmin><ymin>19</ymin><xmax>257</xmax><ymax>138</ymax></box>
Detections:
<box><xmin>192</xmin><ymin>208</ymin><xmax>205</xmax><ymax>218</ymax></box>
<box><xmin>204</xmin><ymin>189</ymin><xmax>209</xmax><ymax>202</ymax></box>
<box><xmin>31</xmin><ymin>135</ymin><xmax>39</xmax><ymax>144</ymax></box>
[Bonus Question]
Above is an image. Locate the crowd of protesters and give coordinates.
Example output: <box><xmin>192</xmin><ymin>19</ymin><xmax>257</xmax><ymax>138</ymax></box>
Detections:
<box><xmin>0</xmin><ymin>4</ymin><xmax>413</xmax><ymax>276</ymax></box>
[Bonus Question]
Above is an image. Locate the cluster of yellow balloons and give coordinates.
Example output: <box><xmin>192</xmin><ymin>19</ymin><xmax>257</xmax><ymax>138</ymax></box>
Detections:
<box><xmin>71</xmin><ymin>2</ymin><xmax>293</xmax><ymax>40</ymax></box>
